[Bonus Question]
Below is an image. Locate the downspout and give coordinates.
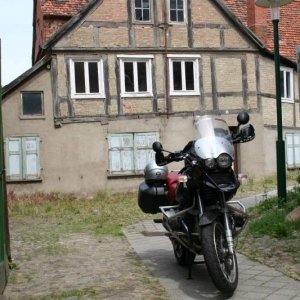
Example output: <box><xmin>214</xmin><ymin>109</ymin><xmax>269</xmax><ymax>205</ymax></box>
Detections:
<box><xmin>297</xmin><ymin>46</ymin><xmax>300</xmax><ymax>119</ymax></box>
<box><xmin>163</xmin><ymin>0</ymin><xmax>170</xmax><ymax>118</ymax></box>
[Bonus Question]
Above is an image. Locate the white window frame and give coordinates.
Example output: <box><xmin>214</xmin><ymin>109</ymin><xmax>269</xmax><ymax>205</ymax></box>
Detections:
<box><xmin>133</xmin><ymin>0</ymin><xmax>152</xmax><ymax>23</ymax></box>
<box><xmin>69</xmin><ymin>59</ymin><xmax>105</xmax><ymax>99</ymax></box>
<box><xmin>5</xmin><ymin>136</ymin><xmax>41</xmax><ymax>182</ymax></box>
<box><xmin>168</xmin><ymin>55</ymin><xmax>200</xmax><ymax>96</ymax></box>
<box><xmin>168</xmin><ymin>0</ymin><xmax>187</xmax><ymax>24</ymax></box>
<box><xmin>280</xmin><ymin>67</ymin><xmax>294</xmax><ymax>103</ymax></box>
<box><xmin>108</xmin><ymin>132</ymin><xmax>159</xmax><ymax>175</ymax></box>
<box><xmin>119</xmin><ymin>55</ymin><xmax>153</xmax><ymax>98</ymax></box>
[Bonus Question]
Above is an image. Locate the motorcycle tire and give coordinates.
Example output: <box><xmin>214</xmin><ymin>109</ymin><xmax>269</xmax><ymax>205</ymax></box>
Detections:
<box><xmin>172</xmin><ymin>239</ymin><xmax>196</xmax><ymax>266</ymax></box>
<box><xmin>201</xmin><ymin>219</ymin><xmax>238</xmax><ymax>296</ymax></box>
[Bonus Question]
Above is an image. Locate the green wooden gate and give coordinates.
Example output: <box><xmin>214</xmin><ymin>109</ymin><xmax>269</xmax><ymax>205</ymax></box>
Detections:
<box><xmin>0</xmin><ymin>39</ymin><xmax>9</xmax><ymax>295</ymax></box>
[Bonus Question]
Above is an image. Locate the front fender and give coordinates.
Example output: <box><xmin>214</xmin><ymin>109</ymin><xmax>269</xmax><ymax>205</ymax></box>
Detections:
<box><xmin>199</xmin><ymin>210</ymin><xmax>221</xmax><ymax>226</ymax></box>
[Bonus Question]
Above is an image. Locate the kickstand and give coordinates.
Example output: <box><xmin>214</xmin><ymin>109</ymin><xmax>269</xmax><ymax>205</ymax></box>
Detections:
<box><xmin>187</xmin><ymin>250</ymin><xmax>193</xmax><ymax>280</ymax></box>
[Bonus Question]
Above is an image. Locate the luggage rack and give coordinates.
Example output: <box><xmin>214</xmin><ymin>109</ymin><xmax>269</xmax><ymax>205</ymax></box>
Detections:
<box><xmin>160</xmin><ymin>205</ymin><xmax>193</xmax><ymax>221</ymax></box>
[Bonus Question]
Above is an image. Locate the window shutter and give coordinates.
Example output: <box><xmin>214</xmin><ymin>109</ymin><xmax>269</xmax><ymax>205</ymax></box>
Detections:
<box><xmin>22</xmin><ymin>137</ymin><xmax>40</xmax><ymax>180</ymax></box>
<box><xmin>135</xmin><ymin>132</ymin><xmax>158</xmax><ymax>171</ymax></box>
<box><xmin>286</xmin><ymin>134</ymin><xmax>294</xmax><ymax>168</ymax></box>
<box><xmin>109</xmin><ymin>134</ymin><xmax>134</xmax><ymax>174</ymax></box>
<box><xmin>6</xmin><ymin>138</ymin><xmax>22</xmax><ymax>181</ymax></box>
<box><xmin>294</xmin><ymin>134</ymin><xmax>300</xmax><ymax>166</ymax></box>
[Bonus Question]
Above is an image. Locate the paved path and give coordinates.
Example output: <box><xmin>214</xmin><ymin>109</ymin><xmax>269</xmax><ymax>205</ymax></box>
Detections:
<box><xmin>124</xmin><ymin>192</ymin><xmax>300</xmax><ymax>299</ymax></box>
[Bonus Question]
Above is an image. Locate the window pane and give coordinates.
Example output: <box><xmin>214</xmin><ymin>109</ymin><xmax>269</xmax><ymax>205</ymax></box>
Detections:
<box><xmin>185</xmin><ymin>62</ymin><xmax>194</xmax><ymax>90</ymax></box>
<box><xmin>88</xmin><ymin>62</ymin><xmax>99</xmax><ymax>93</ymax></box>
<box><xmin>74</xmin><ymin>62</ymin><xmax>86</xmax><ymax>93</ymax></box>
<box><xmin>280</xmin><ymin>70</ymin><xmax>284</xmax><ymax>98</ymax></box>
<box><xmin>170</xmin><ymin>10</ymin><xmax>177</xmax><ymax>22</ymax></box>
<box><xmin>170</xmin><ymin>0</ymin><xmax>176</xmax><ymax>9</ymax></box>
<box><xmin>135</xmin><ymin>0</ymin><xmax>141</xmax><ymax>7</ymax></box>
<box><xmin>124</xmin><ymin>62</ymin><xmax>134</xmax><ymax>92</ymax></box>
<box><xmin>143</xmin><ymin>9</ymin><xmax>150</xmax><ymax>21</ymax></box>
<box><xmin>173</xmin><ymin>61</ymin><xmax>182</xmax><ymax>91</ymax></box>
<box><xmin>135</xmin><ymin>9</ymin><xmax>142</xmax><ymax>20</ymax></box>
<box><xmin>142</xmin><ymin>0</ymin><xmax>150</xmax><ymax>8</ymax></box>
<box><xmin>286</xmin><ymin>71</ymin><xmax>291</xmax><ymax>99</ymax></box>
<box><xmin>137</xmin><ymin>62</ymin><xmax>147</xmax><ymax>92</ymax></box>
<box><xmin>22</xmin><ymin>93</ymin><xmax>43</xmax><ymax>115</ymax></box>
<box><xmin>177</xmin><ymin>0</ymin><xmax>183</xmax><ymax>9</ymax></box>
<box><xmin>177</xmin><ymin>10</ymin><xmax>184</xmax><ymax>22</ymax></box>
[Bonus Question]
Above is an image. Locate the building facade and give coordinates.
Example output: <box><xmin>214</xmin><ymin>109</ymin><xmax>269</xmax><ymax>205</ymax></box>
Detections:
<box><xmin>2</xmin><ymin>0</ymin><xmax>299</xmax><ymax>194</ymax></box>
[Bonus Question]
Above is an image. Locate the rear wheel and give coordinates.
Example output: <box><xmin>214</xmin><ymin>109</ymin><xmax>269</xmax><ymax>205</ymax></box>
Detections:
<box><xmin>172</xmin><ymin>239</ymin><xmax>196</xmax><ymax>266</ymax></box>
<box><xmin>202</xmin><ymin>220</ymin><xmax>238</xmax><ymax>296</ymax></box>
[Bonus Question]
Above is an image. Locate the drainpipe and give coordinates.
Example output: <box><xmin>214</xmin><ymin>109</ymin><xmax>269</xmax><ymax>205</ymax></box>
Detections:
<box><xmin>163</xmin><ymin>0</ymin><xmax>170</xmax><ymax>118</ymax></box>
<box><xmin>297</xmin><ymin>46</ymin><xmax>300</xmax><ymax>117</ymax></box>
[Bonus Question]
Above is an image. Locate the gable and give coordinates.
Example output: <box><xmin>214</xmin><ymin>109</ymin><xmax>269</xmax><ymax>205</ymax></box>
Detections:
<box><xmin>52</xmin><ymin>0</ymin><xmax>262</xmax><ymax>51</ymax></box>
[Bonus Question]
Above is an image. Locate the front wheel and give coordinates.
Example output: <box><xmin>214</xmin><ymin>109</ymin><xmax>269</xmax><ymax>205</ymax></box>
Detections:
<box><xmin>202</xmin><ymin>220</ymin><xmax>238</xmax><ymax>296</ymax></box>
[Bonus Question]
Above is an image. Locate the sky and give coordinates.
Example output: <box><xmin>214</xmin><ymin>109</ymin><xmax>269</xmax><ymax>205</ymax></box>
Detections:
<box><xmin>0</xmin><ymin>0</ymin><xmax>33</xmax><ymax>86</ymax></box>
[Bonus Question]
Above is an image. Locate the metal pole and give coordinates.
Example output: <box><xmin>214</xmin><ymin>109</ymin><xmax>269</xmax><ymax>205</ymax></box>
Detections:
<box><xmin>0</xmin><ymin>39</ymin><xmax>8</xmax><ymax>294</ymax></box>
<box><xmin>273</xmin><ymin>19</ymin><xmax>287</xmax><ymax>206</ymax></box>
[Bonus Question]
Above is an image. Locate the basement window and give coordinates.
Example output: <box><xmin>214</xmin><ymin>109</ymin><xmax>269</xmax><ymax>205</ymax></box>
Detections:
<box><xmin>21</xmin><ymin>92</ymin><xmax>44</xmax><ymax>117</ymax></box>
<box><xmin>70</xmin><ymin>59</ymin><xmax>105</xmax><ymax>99</ymax></box>
<box><xmin>280</xmin><ymin>67</ymin><xmax>293</xmax><ymax>103</ymax></box>
<box><xmin>108</xmin><ymin>132</ymin><xmax>158</xmax><ymax>175</ymax></box>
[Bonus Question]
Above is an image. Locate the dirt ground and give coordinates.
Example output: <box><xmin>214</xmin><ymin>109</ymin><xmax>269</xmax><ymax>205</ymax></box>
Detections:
<box><xmin>3</xmin><ymin>217</ymin><xmax>170</xmax><ymax>299</ymax></box>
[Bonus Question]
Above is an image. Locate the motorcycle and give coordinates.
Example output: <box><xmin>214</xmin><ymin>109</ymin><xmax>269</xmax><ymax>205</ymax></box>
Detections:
<box><xmin>137</xmin><ymin>111</ymin><xmax>255</xmax><ymax>295</ymax></box>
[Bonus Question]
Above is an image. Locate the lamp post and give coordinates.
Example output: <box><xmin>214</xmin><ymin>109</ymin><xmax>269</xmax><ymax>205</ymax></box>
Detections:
<box><xmin>255</xmin><ymin>0</ymin><xmax>293</xmax><ymax>206</ymax></box>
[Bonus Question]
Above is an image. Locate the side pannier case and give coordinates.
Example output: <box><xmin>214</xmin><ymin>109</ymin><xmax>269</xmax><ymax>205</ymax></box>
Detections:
<box><xmin>138</xmin><ymin>161</ymin><xmax>169</xmax><ymax>214</ymax></box>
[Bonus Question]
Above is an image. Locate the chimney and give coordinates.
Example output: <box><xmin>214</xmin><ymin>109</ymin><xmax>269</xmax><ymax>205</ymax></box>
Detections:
<box><xmin>247</xmin><ymin>0</ymin><xmax>269</xmax><ymax>44</ymax></box>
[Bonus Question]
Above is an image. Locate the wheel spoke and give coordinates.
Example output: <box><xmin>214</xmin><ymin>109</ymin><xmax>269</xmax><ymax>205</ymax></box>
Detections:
<box><xmin>213</xmin><ymin>223</ymin><xmax>237</xmax><ymax>283</ymax></box>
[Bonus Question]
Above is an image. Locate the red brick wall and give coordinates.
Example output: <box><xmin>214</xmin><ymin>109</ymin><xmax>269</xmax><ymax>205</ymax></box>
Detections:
<box><xmin>33</xmin><ymin>0</ymin><xmax>44</xmax><ymax>63</ymax></box>
<box><xmin>43</xmin><ymin>16</ymin><xmax>70</xmax><ymax>43</ymax></box>
<box><xmin>224</xmin><ymin>0</ymin><xmax>300</xmax><ymax>62</ymax></box>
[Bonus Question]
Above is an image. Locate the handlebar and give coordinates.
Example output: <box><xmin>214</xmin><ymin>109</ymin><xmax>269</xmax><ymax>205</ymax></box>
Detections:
<box><xmin>166</xmin><ymin>151</ymin><xmax>186</xmax><ymax>163</ymax></box>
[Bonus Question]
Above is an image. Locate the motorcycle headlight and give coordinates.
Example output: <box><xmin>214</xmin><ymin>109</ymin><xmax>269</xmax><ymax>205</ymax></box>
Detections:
<box><xmin>204</xmin><ymin>158</ymin><xmax>216</xmax><ymax>169</ymax></box>
<box><xmin>217</xmin><ymin>154</ymin><xmax>232</xmax><ymax>168</ymax></box>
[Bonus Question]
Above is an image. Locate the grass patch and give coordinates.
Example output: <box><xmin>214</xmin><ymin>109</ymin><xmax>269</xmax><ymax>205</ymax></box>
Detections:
<box><xmin>237</xmin><ymin>169</ymin><xmax>299</xmax><ymax>197</ymax></box>
<box><xmin>238</xmin><ymin>187</ymin><xmax>300</xmax><ymax>279</ymax></box>
<box><xmin>41</xmin><ymin>288</ymin><xmax>97</xmax><ymax>299</ymax></box>
<box><xmin>245</xmin><ymin>188</ymin><xmax>300</xmax><ymax>238</ymax></box>
<box><xmin>8</xmin><ymin>190</ymin><xmax>153</xmax><ymax>237</ymax></box>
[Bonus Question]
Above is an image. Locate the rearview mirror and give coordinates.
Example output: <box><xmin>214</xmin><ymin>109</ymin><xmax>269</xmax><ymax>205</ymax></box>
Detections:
<box><xmin>237</xmin><ymin>111</ymin><xmax>249</xmax><ymax>126</ymax></box>
<box><xmin>152</xmin><ymin>141</ymin><xmax>163</xmax><ymax>153</ymax></box>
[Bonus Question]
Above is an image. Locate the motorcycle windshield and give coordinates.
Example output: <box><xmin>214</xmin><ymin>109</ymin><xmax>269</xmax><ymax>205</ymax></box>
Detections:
<box><xmin>193</xmin><ymin>115</ymin><xmax>234</xmax><ymax>160</ymax></box>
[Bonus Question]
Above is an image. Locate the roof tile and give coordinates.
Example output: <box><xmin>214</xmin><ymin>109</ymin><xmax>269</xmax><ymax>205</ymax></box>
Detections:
<box><xmin>224</xmin><ymin>0</ymin><xmax>300</xmax><ymax>63</ymax></box>
<box><xmin>41</xmin><ymin>0</ymin><xmax>89</xmax><ymax>17</ymax></box>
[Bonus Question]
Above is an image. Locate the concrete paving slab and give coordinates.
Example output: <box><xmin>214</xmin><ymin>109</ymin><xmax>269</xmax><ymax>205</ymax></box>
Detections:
<box><xmin>124</xmin><ymin>221</ymin><xmax>300</xmax><ymax>300</ymax></box>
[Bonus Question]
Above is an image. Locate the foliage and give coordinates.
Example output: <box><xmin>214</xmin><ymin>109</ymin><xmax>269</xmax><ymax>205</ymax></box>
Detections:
<box><xmin>237</xmin><ymin>187</ymin><xmax>300</xmax><ymax>279</ymax></box>
<box><xmin>246</xmin><ymin>188</ymin><xmax>300</xmax><ymax>238</ymax></box>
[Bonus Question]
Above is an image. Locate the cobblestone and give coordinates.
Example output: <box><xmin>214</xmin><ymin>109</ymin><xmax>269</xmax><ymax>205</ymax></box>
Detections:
<box><xmin>124</xmin><ymin>221</ymin><xmax>300</xmax><ymax>300</ymax></box>
<box><xmin>3</xmin><ymin>218</ymin><xmax>169</xmax><ymax>299</ymax></box>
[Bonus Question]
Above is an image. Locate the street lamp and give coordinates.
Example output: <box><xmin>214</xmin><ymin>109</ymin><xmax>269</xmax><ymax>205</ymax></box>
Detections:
<box><xmin>255</xmin><ymin>0</ymin><xmax>293</xmax><ymax>206</ymax></box>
